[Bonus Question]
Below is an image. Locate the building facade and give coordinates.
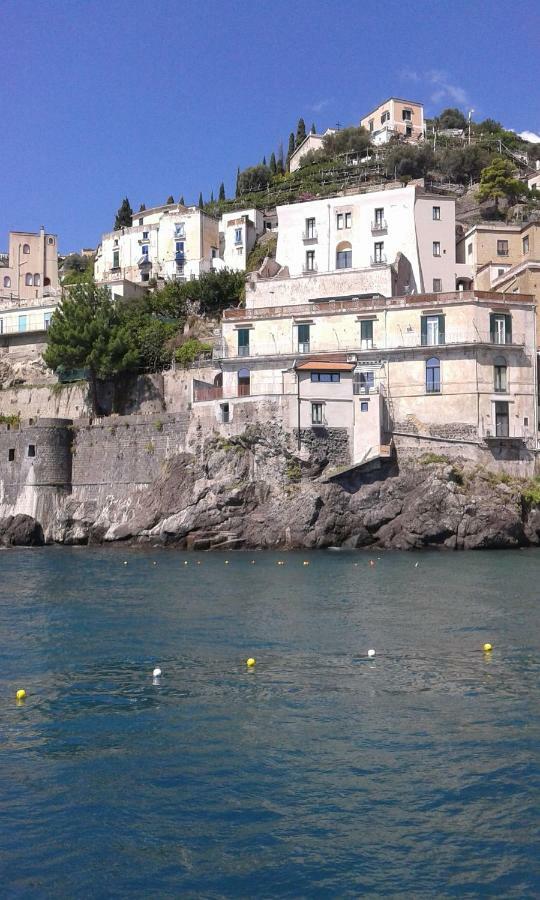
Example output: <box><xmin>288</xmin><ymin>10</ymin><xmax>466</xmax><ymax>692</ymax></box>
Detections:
<box><xmin>219</xmin><ymin>208</ymin><xmax>265</xmax><ymax>270</ymax></box>
<box><xmin>94</xmin><ymin>203</ymin><xmax>220</xmax><ymax>293</ymax></box>
<box><xmin>0</xmin><ymin>228</ymin><xmax>59</xmax><ymax>302</ymax></box>
<box><xmin>360</xmin><ymin>98</ymin><xmax>425</xmax><ymax>145</ymax></box>
<box><xmin>288</xmin><ymin>129</ymin><xmax>337</xmax><ymax>173</ymax></box>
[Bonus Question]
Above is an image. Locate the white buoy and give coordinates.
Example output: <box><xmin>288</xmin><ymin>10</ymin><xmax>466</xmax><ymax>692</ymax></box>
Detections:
<box><xmin>153</xmin><ymin>667</ymin><xmax>162</xmax><ymax>678</ymax></box>
<box><xmin>367</xmin><ymin>649</ymin><xmax>376</xmax><ymax>658</ymax></box>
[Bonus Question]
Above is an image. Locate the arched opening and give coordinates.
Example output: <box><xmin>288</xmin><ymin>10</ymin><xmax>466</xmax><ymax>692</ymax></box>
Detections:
<box><xmin>44</xmin><ymin>277</ymin><xmax>51</xmax><ymax>286</ymax></box>
<box><xmin>213</xmin><ymin>372</ymin><xmax>223</xmax><ymax>388</ymax></box>
<box><xmin>33</xmin><ymin>273</ymin><xmax>41</xmax><ymax>286</ymax></box>
<box><xmin>22</xmin><ymin>243</ymin><xmax>30</xmax><ymax>254</ymax></box>
<box><xmin>25</xmin><ymin>273</ymin><xmax>33</xmax><ymax>286</ymax></box>
<box><xmin>3</xmin><ymin>276</ymin><xmax>11</xmax><ymax>288</ymax></box>
<box><xmin>238</xmin><ymin>367</ymin><xmax>250</xmax><ymax>397</ymax></box>
<box><xmin>336</xmin><ymin>241</ymin><xmax>352</xmax><ymax>270</ymax></box>
<box><xmin>494</xmin><ymin>355</ymin><xmax>507</xmax><ymax>393</ymax></box>
<box><xmin>426</xmin><ymin>356</ymin><xmax>440</xmax><ymax>394</ymax></box>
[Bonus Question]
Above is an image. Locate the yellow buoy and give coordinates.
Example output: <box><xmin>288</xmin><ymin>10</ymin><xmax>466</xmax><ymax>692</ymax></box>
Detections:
<box><xmin>483</xmin><ymin>642</ymin><xmax>493</xmax><ymax>652</ymax></box>
<box><xmin>16</xmin><ymin>689</ymin><xmax>26</xmax><ymax>700</ymax></box>
<box><xmin>246</xmin><ymin>657</ymin><xmax>256</xmax><ymax>667</ymax></box>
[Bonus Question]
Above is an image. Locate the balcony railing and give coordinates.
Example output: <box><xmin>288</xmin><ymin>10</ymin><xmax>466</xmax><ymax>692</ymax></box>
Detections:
<box><xmin>238</xmin><ymin>344</ymin><xmax>250</xmax><ymax>357</ymax></box>
<box><xmin>370</xmin><ymin>254</ymin><xmax>387</xmax><ymax>266</ymax></box>
<box><xmin>302</xmin><ymin>263</ymin><xmax>318</xmax><ymax>274</ymax></box>
<box><xmin>302</xmin><ymin>229</ymin><xmax>318</xmax><ymax>242</ymax></box>
<box><xmin>175</xmin><ymin>252</ymin><xmax>185</xmax><ymax>262</ymax></box>
<box><xmin>194</xmin><ymin>385</ymin><xmax>223</xmax><ymax>402</ymax></box>
<box><xmin>371</xmin><ymin>219</ymin><xmax>387</xmax><ymax>233</ymax></box>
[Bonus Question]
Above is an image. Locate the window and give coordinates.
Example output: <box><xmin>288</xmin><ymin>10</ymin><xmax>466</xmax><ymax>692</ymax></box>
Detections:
<box><xmin>305</xmin><ymin>250</ymin><xmax>315</xmax><ymax>271</ymax></box>
<box><xmin>336</xmin><ymin>213</ymin><xmax>344</xmax><ymax>230</ymax></box>
<box><xmin>523</xmin><ymin>236</ymin><xmax>530</xmax><ymax>254</ymax></box>
<box><xmin>432</xmin><ymin>206</ymin><xmax>441</xmax><ymax>220</ymax></box>
<box><xmin>497</xmin><ymin>240</ymin><xmax>509</xmax><ymax>256</ymax></box>
<box><xmin>360</xmin><ymin>319</ymin><xmax>373</xmax><ymax>348</ymax></box>
<box><xmin>48</xmin><ymin>237</ymin><xmax>54</xmax><ymax>245</ymax></box>
<box><xmin>234</xmin><ymin>228</ymin><xmax>242</xmax><ymax>244</ymax></box>
<box><xmin>238</xmin><ymin>368</ymin><xmax>250</xmax><ymax>397</ymax></box>
<box><xmin>141</xmin><ymin>272</ymin><xmax>150</xmax><ymax>282</ymax></box>
<box><xmin>112</xmin><ymin>250</ymin><xmax>120</xmax><ymax>269</ymax></box>
<box><xmin>368</xmin><ymin>119</ymin><xmax>374</xmax><ymax>132</ymax></box>
<box><xmin>22</xmin><ymin>243</ymin><xmax>30</xmax><ymax>254</ymax></box>
<box><xmin>8</xmin><ymin>449</ymin><xmax>15</xmax><ymax>462</ymax></box>
<box><xmin>297</xmin><ymin>323</ymin><xmax>310</xmax><ymax>353</ymax></box>
<box><xmin>344</xmin><ymin>212</ymin><xmax>351</xmax><ymax>229</ymax></box>
<box><xmin>142</xmin><ymin>231</ymin><xmax>149</xmax><ymax>239</ymax></box>
<box><xmin>467</xmin><ymin>243</ymin><xmax>472</xmax><ymax>256</ymax></box>
<box><xmin>497</xmin><ymin>268</ymin><xmax>505</xmax><ymax>277</ymax></box>
<box><xmin>494</xmin><ymin>356</ymin><xmax>507</xmax><ymax>393</ymax></box>
<box><xmin>405</xmin><ymin>126</ymin><xmax>413</xmax><ymax>137</ymax></box>
<box><xmin>353</xmin><ymin>370</ymin><xmax>375</xmax><ymax>394</ymax></box>
<box><xmin>211</xmin><ymin>247</ymin><xmax>218</xmax><ymax>258</ymax></box>
<box><xmin>433</xmin><ymin>278</ymin><xmax>442</xmax><ymax>292</ymax></box>
<box><xmin>114</xmin><ymin>238</ymin><xmax>119</xmax><ymax>246</ymax></box>
<box><xmin>311</xmin><ymin>402</ymin><xmax>324</xmax><ymax>425</ymax></box>
<box><xmin>381</xmin><ymin>111</ymin><xmax>390</xmax><ymax>124</ymax></box>
<box><xmin>495</xmin><ymin>401</ymin><xmax>509</xmax><ymax>437</ymax></box>
<box><xmin>138</xmin><ymin>218</ymin><xmax>143</xmax><ymax>226</ymax></box>
<box><xmin>336</xmin><ymin>242</ymin><xmax>352</xmax><ymax>269</ymax></box>
<box><xmin>310</xmin><ymin>372</ymin><xmax>340</xmax><ymax>382</ymax></box>
<box><xmin>44</xmin><ymin>312</ymin><xmax>52</xmax><ymax>330</ymax></box>
<box><xmin>237</xmin><ymin>328</ymin><xmax>250</xmax><ymax>357</ymax></box>
<box><xmin>433</xmin><ymin>241</ymin><xmax>441</xmax><ymax>257</ymax></box>
<box><xmin>3</xmin><ymin>276</ymin><xmax>10</xmax><ymax>288</ymax></box>
<box><xmin>373</xmin><ymin>241</ymin><xmax>384</xmax><ymax>263</ymax></box>
<box><xmin>25</xmin><ymin>273</ymin><xmax>33</xmax><ymax>286</ymax></box>
<box><xmin>142</xmin><ymin>244</ymin><xmax>149</xmax><ymax>256</ymax></box>
<box><xmin>305</xmin><ymin>217</ymin><xmax>316</xmax><ymax>238</ymax></box>
<box><xmin>18</xmin><ymin>315</ymin><xmax>28</xmax><ymax>332</ymax></box>
<box><xmin>175</xmin><ymin>223</ymin><xmax>185</xmax><ymax>238</ymax></box>
<box><xmin>220</xmin><ymin>403</ymin><xmax>230</xmax><ymax>424</ymax></box>
<box><xmin>175</xmin><ymin>241</ymin><xmax>184</xmax><ymax>258</ymax></box>
<box><xmin>0</xmin><ymin>319</ymin><xmax>3</xmax><ymax>334</ymax></box>
<box><xmin>33</xmin><ymin>274</ymin><xmax>40</xmax><ymax>286</ymax></box>
<box><xmin>421</xmin><ymin>315</ymin><xmax>445</xmax><ymax>346</ymax></box>
<box><xmin>374</xmin><ymin>208</ymin><xmax>384</xmax><ymax>226</ymax></box>
<box><xmin>402</xmin><ymin>109</ymin><xmax>412</xmax><ymax>121</ymax></box>
<box><xmin>426</xmin><ymin>357</ymin><xmax>441</xmax><ymax>393</ymax></box>
<box><xmin>360</xmin><ymin>401</ymin><xmax>369</xmax><ymax>412</ymax></box>
<box><xmin>490</xmin><ymin>313</ymin><xmax>512</xmax><ymax>345</ymax></box>
<box><xmin>27</xmin><ymin>445</ymin><xmax>36</xmax><ymax>458</ymax></box>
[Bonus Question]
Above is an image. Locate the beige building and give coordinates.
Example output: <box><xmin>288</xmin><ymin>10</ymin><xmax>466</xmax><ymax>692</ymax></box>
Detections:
<box><xmin>0</xmin><ymin>227</ymin><xmax>59</xmax><ymax>302</ymax></box>
<box><xmin>193</xmin><ymin>289</ymin><xmax>536</xmax><ymax>467</ymax></box>
<box><xmin>289</xmin><ymin>129</ymin><xmax>337</xmax><ymax>173</ymax></box>
<box><xmin>360</xmin><ymin>98</ymin><xmax>425</xmax><ymax>145</ymax></box>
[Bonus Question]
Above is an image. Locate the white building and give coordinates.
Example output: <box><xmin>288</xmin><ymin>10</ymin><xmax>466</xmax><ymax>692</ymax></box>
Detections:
<box><xmin>94</xmin><ymin>203</ymin><xmax>220</xmax><ymax>296</ymax></box>
<box><xmin>219</xmin><ymin>208</ymin><xmax>265</xmax><ymax>270</ymax></box>
<box><xmin>248</xmin><ymin>183</ymin><xmax>471</xmax><ymax>307</ymax></box>
<box><xmin>289</xmin><ymin>129</ymin><xmax>337</xmax><ymax>173</ymax></box>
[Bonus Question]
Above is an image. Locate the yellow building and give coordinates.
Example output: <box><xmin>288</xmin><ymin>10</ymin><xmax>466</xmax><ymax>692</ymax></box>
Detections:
<box><xmin>0</xmin><ymin>227</ymin><xmax>59</xmax><ymax>301</ymax></box>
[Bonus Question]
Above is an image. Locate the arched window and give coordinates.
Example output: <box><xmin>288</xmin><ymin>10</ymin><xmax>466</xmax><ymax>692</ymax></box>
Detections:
<box><xmin>336</xmin><ymin>241</ymin><xmax>352</xmax><ymax>270</ymax></box>
<box><xmin>3</xmin><ymin>276</ymin><xmax>10</xmax><ymax>288</ymax></box>
<box><xmin>48</xmin><ymin>237</ymin><xmax>54</xmax><ymax>245</ymax></box>
<box><xmin>44</xmin><ymin>277</ymin><xmax>50</xmax><ymax>286</ymax></box>
<box><xmin>494</xmin><ymin>355</ymin><xmax>507</xmax><ymax>393</ymax></box>
<box><xmin>238</xmin><ymin>367</ymin><xmax>250</xmax><ymax>397</ymax></box>
<box><xmin>214</xmin><ymin>372</ymin><xmax>223</xmax><ymax>388</ymax></box>
<box><xmin>22</xmin><ymin>243</ymin><xmax>30</xmax><ymax>254</ymax></box>
<box><xmin>25</xmin><ymin>273</ymin><xmax>33</xmax><ymax>286</ymax></box>
<box><xmin>33</xmin><ymin>273</ymin><xmax>41</xmax><ymax>286</ymax></box>
<box><xmin>426</xmin><ymin>357</ymin><xmax>440</xmax><ymax>394</ymax></box>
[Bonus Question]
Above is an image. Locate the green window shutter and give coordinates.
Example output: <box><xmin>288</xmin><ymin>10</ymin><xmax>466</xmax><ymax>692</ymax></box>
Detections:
<box><xmin>238</xmin><ymin>329</ymin><xmax>249</xmax><ymax>347</ymax></box>
<box><xmin>438</xmin><ymin>315</ymin><xmax>445</xmax><ymax>344</ymax></box>
<box><xmin>490</xmin><ymin>314</ymin><xmax>496</xmax><ymax>343</ymax></box>
<box><xmin>505</xmin><ymin>315</ymin><xmax>512</xmax><ymax>343</ymax></box>
<box><xmin>421</xmin><ymin>316</ymin><xmax>427</xmax><ymax>346</ymax></box>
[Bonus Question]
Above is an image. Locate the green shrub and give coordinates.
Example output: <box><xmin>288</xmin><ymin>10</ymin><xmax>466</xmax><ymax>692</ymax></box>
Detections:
<box><xmin>174</xmin><ymin>339</ymin><xmax>213</xmax><ymax>368</ymax></box>
<box><xmin>419</xmin><ymin>452</ymin><xmax>449</xmax><ymax>465</ymax></box>
<box><xmin>521</xmin><ymin>478</ymin><xmax>540</xmax><ymax>506</ymax></box>
<box><xmin>286</xmin><ymin>461</ymin><xmax>302</xmax><ymax>482</ymax></box>
<box><xmin>0</xmin><ymin>413</ymin><xmax>21</xmax><ymax>428</ymax></box>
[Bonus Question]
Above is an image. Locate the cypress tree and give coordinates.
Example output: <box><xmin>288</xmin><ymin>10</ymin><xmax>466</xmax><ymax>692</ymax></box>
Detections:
<box><xmin>138</xmin><ymin>203</ymin><xmax>146</xmax><ymax>212</ymax></box>
<box><xmin>179</xmin><ymin>195</ymin><xmax>185</xmax><ymax>205</ymax></box>
<box><xmin>235</xmin><ymin>167</ymin><xmax>240</xmax><ymax>198</ymax></box>
<box><xmin>286</xmin><ymin>132</ymin><xmax>295</xmax><ymax>170</ymax></box>
<box><xmin>114</xmin><ymin>197</ymin><xmax>133</xmax><ymax>230</ymax></box>
<box><xmin>296</xmin><ymin>118</ymin><xmax>307</xmax><ymax>147</ymax></box>
<box><xmin>198</xmin><ymin>192</ymin><xmax>204</xmax><ymax>209</ymax></box>
<box><xmin>210</xmin><ymin>190</ymin><xmax>215</xmax><ymax>203</ymax></box>
<box><xmin>166</xmin><ymin>195</ymin><xmax>174</xmax><ymax>205</ymax></box>
<box><xmin>219</xmin><ymin>182</ymin><xmax>226</xmax><ymax>201</ymax></box>
<box><xmin>311</xmin><ymin>122</ymin><xmax>316</xmax><ymax>134</ymax></box>
<box><xmin>277</xmin><ymin>142</ymin><xmax>285</xmax><ymax>175</ymax></box>
<box><xmin>269</xmin><ymin>152</ymin><xmax>277</xmax><ymax>175</ymax></box>
<box><xmin>262</xmin><ymin>155</ymin><xmax>267</xmax><ymax>166</ymax></box>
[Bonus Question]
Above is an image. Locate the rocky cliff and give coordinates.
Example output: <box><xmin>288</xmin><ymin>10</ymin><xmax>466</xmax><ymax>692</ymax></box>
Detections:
<box><xmin>10</xmin><ymin>424</ymin><xmax>538</xmax><ymax>551</ymax></box>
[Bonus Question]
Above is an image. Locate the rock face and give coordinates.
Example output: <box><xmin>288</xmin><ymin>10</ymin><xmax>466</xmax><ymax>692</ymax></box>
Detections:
<box><xmin>39</xmin><ymin>424</ymin><xmax>540</xmax><ymax>551</ymax></box>
<box><xmin>0</xmin><ymin>514</ymin><xmax>44</xmax><ymax>546</ymax></box>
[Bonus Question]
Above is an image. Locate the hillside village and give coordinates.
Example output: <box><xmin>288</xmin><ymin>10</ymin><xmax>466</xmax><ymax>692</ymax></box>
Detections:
<box><xmin>1</xmin><ymin>96</ymin><xmax>540</xmax><ymax>547</ymax></box>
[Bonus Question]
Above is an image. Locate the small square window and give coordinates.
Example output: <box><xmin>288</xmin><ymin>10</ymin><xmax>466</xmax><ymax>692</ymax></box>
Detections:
<box><xmin>432</xmin><ymin>206</ymin><xmax>441</xmax><ymax>220</ymax></box>
<box><xmin>433</xmin><ymin>241</ymin><xmax>441</xmax><ymax>257</ymax></box>
<box><xmin>336</xmin><ymin>213</ymin><xmax>344</xmax><ymax>230</ymax></box>
<box><xmin>345</xmin><ymin>212</ymin><xmax>351</xmax><ymax>229</ymax></box>
<box><xmin>433</xmin><ymin>278</ymin><xmax>442</xmax><ymax>292</ymax></box>
<box><xmin>360</xmin><ymin>401</ymin><xmax>369</xmax><ymax>412</ymax></box>
<box><xmin>467</xmin><ymin>243</ymin><xmax>472</xmax><ymax>256</ymax></box>
<box><xmin>8</xmin><ymin>448</ymin><xmax>15</xmax><ymax>461</ymax></box>
<box><xmin>497</xmin><ymin>240</ymin><xmax>509</xmax><ymax>256</ymax></box>
<box><xmin>221</xmin><ymin>403</ymin><xmax>230</xmax><ymax>424</ymax></box>
<box><xmin>27</xmin><ymin>444</ymin><xmax>36</xmax><ymax>458</ymax></box>
<box><xmin>142</xmin><ymin>231</ymin><xmax>149</xmax><ymax>239</ymax></box>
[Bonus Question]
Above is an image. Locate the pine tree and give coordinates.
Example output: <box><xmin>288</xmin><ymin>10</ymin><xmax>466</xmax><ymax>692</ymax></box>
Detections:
<box><xmin>269</xmin><ymin>152</ymin><xmax>277</xmax><ymax>175</ymax></box>
<box><xmin>219</xmin><ymin>182</ymin><xmax>226</xmax><ymax>201</ymax></box>
<box><xmin>166</xmin><ymin>195</ymin><xmax>174</xmax><ymax>205</ymax></box>
<box><xmin>198</xmin><ymin>192</ymin><xmax>204</xmax><ymax>209</ymax></box>
<box><xmin>311</xmin><ymin>122</ymin><xmax>316</xmax><ymax>134</ymax></box>
<box><xmin>286</xmin><ymin>132</ymin><xmax>295</xmax><ymax>170</ymax></box>
<box><xmin>179</xmin><ymin>196</ymin><xmax>185</xmax><ymax>206</ymax></box>
<box><xmin>114</xmin><ymin>197</ymin><xmax>133</xmax><ymax>230</ymax></box>
<box><xmin>296</xmin><ymin>118</ymin><xmax>306</xmax><ymax>147</ymax></box>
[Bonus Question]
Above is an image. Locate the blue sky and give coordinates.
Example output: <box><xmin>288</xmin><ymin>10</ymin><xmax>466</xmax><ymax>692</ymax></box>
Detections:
<box><xmin>1</xmin><ymin>0</ymin><xmax>539</xmax><ymax>253</ymax></box>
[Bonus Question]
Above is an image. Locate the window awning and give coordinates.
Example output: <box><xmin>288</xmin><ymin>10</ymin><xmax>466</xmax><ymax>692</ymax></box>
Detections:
<box><xmin>296</xmin><ymin>361</ymin><xmax>354</xmax><ymax>372</ymax></box>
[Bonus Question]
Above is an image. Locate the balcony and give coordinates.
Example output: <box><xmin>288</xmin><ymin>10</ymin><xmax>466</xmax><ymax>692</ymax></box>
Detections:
<box><xmin>370</xmin><ymin>254</ymin><xmax>387</xmax><ymax>266</ymax></box>
<box><xmin>194</xmin><ymin>385</ymin><xmax>223</xmax><ymax>402</ymax></box>
<box><xmin>175</xmin><ymin>251</ymin><xmax>185</xmax><ymax>263</ymax></box>
<box><xmin>238</xmin><ymin>344</ymin><xmax>250</xmax><ymax>357</ymax></box>
<box><xmin>371</xmin><ymin>219</ymin><xmax>387</xmax><ymax>234</ymax></box>
<box><xmin>302</xmin><ymin>263</ymin><xmax>318</xmax><ymax>274</ymax></box>
<box><xmin>302</xmin><ymin>229</ymin><xmax>318</xmax><ymax>242</ymax></box>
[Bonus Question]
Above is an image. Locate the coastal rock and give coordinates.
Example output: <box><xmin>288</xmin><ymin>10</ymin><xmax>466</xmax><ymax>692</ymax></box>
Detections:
<box><xmin>0</xmin><ymin>514</ymin><xmax>45</xmax><ymax>546</ymax></box>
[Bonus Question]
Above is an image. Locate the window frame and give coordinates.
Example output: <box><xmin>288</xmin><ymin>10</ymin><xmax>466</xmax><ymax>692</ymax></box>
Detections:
<box><xmin>310</xmin><ymin>372</ymin><xmax>340</xmax><ymax>383</ymax></box>
<box><xmin>311</xmin><ymin>402</ymin><xmax>324</xmax><ymax>425</ymax></box>
<box><xmin>426</xmin><ymin>356</ymin><xmax>441</xmax><ymax>394</ymax></box>
<box><xmin>433</xmin><ymin>241</ymin><xmax>441</xmax><ymax>257</ymax></box>
<box><xmin>497</xmin><ymin>240</ymin><xmax>509</xmax><ymax>256</ymax></box>
<box><xmin>494</xmin><ymin>355</ymin><xmax>507</xmax><ymax>393</ymax></box>
<box><xmin>432</xmin><ymin>206</ymin><xmax>441</xmax><ymax>221</ymax></box>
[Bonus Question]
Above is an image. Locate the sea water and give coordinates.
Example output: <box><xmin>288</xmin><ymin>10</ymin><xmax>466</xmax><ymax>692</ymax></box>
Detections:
<box><xmin>1</xmin><ymin>547</ymin><xmax>539</xmax><ymax>897</ymax></box>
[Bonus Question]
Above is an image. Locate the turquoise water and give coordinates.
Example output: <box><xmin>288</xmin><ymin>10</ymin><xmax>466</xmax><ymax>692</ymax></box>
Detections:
<box><xmin>1</xmin><ymin>547</ymin><xmax>539</xmax><ymax>898</ymax></box>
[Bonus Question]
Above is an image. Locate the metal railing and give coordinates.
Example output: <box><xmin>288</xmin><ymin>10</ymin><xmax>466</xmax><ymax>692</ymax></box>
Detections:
<box><xmin>302</xmin><ymin>229</ymin><xmax>318</xmax><ymax>241</ymax></box>
<box><xmin>370</xmin><ymin>254</ymin><xmax>387</xmax><ymax>266</ymax></box>
<box><xmin>371</xmin><ymin>219</ymin><xmax>387</xmax><ymax>233</ymax></box>
<box><xmin>302</xmin><ymin>263</ymin><xmax>318</xmax><ymax>274</ymax></box>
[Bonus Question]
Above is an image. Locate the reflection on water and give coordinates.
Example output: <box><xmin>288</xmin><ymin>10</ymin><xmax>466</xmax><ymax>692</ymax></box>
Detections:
<box><xmin>1</xmin><ymin>548</ymin><xmax>539</xmax><ymax>897</ymax></box>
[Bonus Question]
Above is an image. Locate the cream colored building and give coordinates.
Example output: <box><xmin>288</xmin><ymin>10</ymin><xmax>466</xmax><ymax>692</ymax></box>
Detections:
<box><xmin>193</xmin><ymin>289</ymin><xmax>536</xmax><ymax>466</ymax></box>
<box><xmin>219</xmin><ymin>208</ymin><xmax>264</xmax><ymax>270</ymax></box>
<box><xmin>0</xmin><ymin>228</ymin><xmax>59</xmax><ymax>302</ymax></box>
<box><xmin>360</xmin><ymin>98</ymin><xmax>425</xmax><ymax>145</ymax></box>
<box><xmin>289</xmin><ymin>129</ymin><xmax>337</xmax><ymax>173</ymax></box>
<box><xmin>247</xmin><ymin>183</ymin><xmax>471</xmax><ymax>307</ymax></box>
<box><xmin>94</xmin><ymin>203</ymin><xmax>220</xmax><ymax>292</ymax></box>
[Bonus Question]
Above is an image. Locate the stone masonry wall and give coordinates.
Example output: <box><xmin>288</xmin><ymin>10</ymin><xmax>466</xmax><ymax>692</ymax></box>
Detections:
<box><xmin>295</xmin><ymin>427</ymin><xmax>351</xmax><ymax>466</ymax></box>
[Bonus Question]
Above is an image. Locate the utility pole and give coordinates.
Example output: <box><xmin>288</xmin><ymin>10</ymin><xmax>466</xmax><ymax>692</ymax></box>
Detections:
<box><xmin>468</xmin><ymin>109</ymin><xmax>474</xmax><ymax>146</ymax></box>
